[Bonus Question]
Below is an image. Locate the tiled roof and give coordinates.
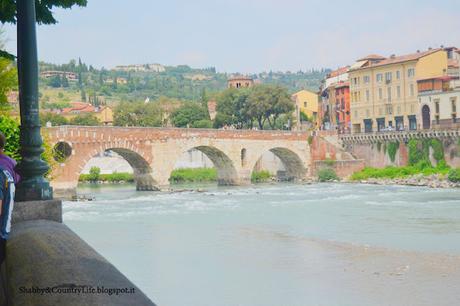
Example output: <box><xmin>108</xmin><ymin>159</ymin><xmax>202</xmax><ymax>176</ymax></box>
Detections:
<box><xmin>328</xmin><ymin>66</ymin><xmax>349</xmax><ymax>78</ymax></box>
<box><xmin>355</xmin><ymin>49</ymin><xmax>443</xmax><ymax>70</ymax></box>
<box><xmin>61</xmin><ymin>102</ymin><xmax>96</xmax><ymax>114</ymax></box>
<box><xmin>357</xmin><ymin>54</ymin><xmax>386</xmax><ymax>61</ymax></box>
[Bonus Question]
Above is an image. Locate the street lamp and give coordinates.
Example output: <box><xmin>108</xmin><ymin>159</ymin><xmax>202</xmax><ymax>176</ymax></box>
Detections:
<box><xmin>15</xmin><ymin>0</ymin><xmax>53</xmax><ymax>201</ymax></box>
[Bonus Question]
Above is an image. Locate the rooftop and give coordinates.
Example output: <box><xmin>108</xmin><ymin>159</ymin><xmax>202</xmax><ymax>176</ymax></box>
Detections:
<box><xmin>353</xmin><ymin>48</ymin><xmax>443</xmax><ymax>70</ymax></box>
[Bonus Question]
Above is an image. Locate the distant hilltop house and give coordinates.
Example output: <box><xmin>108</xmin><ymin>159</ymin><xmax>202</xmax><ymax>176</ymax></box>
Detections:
<box><xmin>228</xmin><ymin>76</ymin><xmax>255</xmax><ymax>89</ymax></box>
<box><xmin>113</xmin><ymin>63</ymin><xmax>166</xmax><ymax>73</ymax></box>
<box><xmin>46</xmin><ymin>101</ymin><xmax>114</xmax><ymax>126</ymax></box>
<box><xmin>40</xmin><ymin>71</ymin><xmax>79</xmax><ymax>82</ymax></box>
<box><xmin>104</xmin><ymin>77</ymin><xmax>128</xmax><ymax>85</ymax></box>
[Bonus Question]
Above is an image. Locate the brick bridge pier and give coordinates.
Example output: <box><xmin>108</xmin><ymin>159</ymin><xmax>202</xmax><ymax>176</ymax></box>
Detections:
<box><xmin>46</xmin><ymin>126</ymin><xmax>312</xmax><ymax>198</ymax></box>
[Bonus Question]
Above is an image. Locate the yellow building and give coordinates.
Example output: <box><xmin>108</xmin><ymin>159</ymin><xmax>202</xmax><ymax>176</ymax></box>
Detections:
<box><xmin>291</xmin><ymin>89</ymin><xmax>319</xmax><ymax>123</ymax></box>
<box><xmin>349</xmin><ymin>49</ymin><xmax>448</xmax><ymax>133</ymax></box>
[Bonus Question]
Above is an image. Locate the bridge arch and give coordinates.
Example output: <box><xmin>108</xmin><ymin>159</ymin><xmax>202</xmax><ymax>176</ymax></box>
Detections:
<box><xmin>250</xmin><ymin>147</ymin><xmax>307</xmax><ymax>181</ymax></box>
<box><xmin>168</xmin><ymin>145</ymin><xmax>239</xmax><ymax>186</ymax></box>
<box><xmin>50</xmin><ymin>140</ymin><xmax>157</xmax><ymax>198</ymax></box>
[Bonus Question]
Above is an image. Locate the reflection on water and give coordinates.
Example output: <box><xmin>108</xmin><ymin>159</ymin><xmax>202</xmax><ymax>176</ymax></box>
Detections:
<box><xmin>64</xmin><ymin>183</ymin><xmax>460</xmax><ymax>306</ymax></box>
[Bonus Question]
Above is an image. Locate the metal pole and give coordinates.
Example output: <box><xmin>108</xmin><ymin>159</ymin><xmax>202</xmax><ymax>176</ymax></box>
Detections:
<box><xmin>15</xmin><ymin>0</ymin><xmax>53</xmax><ymax>201</ymax></box>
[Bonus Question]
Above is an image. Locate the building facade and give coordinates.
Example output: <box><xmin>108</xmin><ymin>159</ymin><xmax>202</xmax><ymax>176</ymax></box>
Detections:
<box><xmin>318</xmin><ymin>67</ymin><xmax>349</xmax><ymax>131</ymax></box>
<box><xmin>418</xmin><ymin>76</ymin><xmax>460</xmax><ymax>130</ymax></box>
<box><xmin>291</xmin><ymin>90</ymin><xmax>319</xmax><ymax>127</ymax></box>
<box><xmin>349</xmin><ymin>49</ymin><xmax>448</xmax><ymax>133</ymax></box>
<box><xmin>227</xmin><ymin>76</ymin><xmax>254</xmax><ymax>89</ymax></box>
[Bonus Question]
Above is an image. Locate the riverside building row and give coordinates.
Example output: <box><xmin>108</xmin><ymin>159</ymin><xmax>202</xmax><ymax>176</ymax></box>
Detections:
<box><xmin>318</xmin><ymin>46</ymin><xmax>460</xmax><ymax>134</ymax></box>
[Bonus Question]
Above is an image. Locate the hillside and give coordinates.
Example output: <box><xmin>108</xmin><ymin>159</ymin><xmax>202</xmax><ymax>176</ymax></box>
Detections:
<box><xmin>38</xmin><ymin>60</ymin><xmax>330</xmax><ymax>106</ymax></box>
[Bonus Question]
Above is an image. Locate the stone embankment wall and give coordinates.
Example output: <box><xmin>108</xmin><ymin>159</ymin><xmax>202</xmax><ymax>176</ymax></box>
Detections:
<box><xmin>3</xmin><ymin>201</ymin><xmax>156</xmax><ymax>306</ymax></box>
<box><xmin>310</xmin><ymin>131</ymin><xmax>365</xmax><ymax>178</ymax></box>
<box><xmin>341</xmin><ymin>130</ymin><xmax>460</xmax><ymax>168</ymax></box>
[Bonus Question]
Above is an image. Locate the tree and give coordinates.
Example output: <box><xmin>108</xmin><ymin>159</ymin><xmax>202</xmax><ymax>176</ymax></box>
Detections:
<box><xmin>61</xmin><ymin>75</ymin><xmax>69</xmax><ymax>88</ymax></box>
<box><xmin>69</xmin><ymin>114</ymin><xmax>100</xmax><ymax>126</ymax></box>
<box><xmin>40</xmin><ymin>112</ymin><xmax>68</xmax><ymax>126</ymax></box>
<box><xmin>0</xmin><ymin>57</ymin><xmax>17</xmax><ymax>110</ymax></box>
<box><xmin>246</xmin><ymin>85</ymin><xmax>294</xmax><ymax>129</ymax></box>
<box><xmin>114</xmin><ymin>101</ymin><xmax>162</xmax><ymax>127</ymax></box>
<box><xmin>48</xmin><ymin>75</ymin><xmax>61</xmax><ymax>88</ymax></box>
<box><xmin>214</xmin><ymin>88</ymin><xmax>251</xmax><ymax>128</ymax></box>
<box><xmin>80</xmin><ymin>89</ymin><xmax>86</xmax><ymax>102</ymax></box>
<box><xmin>171</xmin><ymin>102</ymin><xmax>209</xmax><ymax>128</ymax></box>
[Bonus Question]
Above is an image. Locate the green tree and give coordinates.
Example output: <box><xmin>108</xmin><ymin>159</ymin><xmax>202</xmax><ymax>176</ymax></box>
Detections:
<box><xmin>69</xmin><ymin>114</ymin><xmax>100</xmax><ymax>126</ymax></box>
<box><xmin>40</xmin><ymin>112</ymin><xmax>68</xmax><ymax>126</ymax></box>
<box><xmin>246</xmin><ymin>84</ymin><xmax>294</xmax><ymax>129</ymax></box>
<box><xmin>80</xmin><ymin>88</ymin><xmax>86</xmax><ymax>102</ymax></box>
<box><xmin>0</xmin><ymin>57</ymin><xmax>17</xmax><ymax>110</ymax></box>
<box><xmin>48</xmin><ymin>75</ymin><xmax>61</xmax><ymax>88</ymax></box>
<box><xmin>214</xmin><ymin>88</ymin><xmax>251</xmax><ymax>128</ymax></box>
<box><xmin>61</xmin><ymin>75</ymin><xmax>69</xmax><ymax>87</ymax></box>
<box><xmin>171</xmin><ymin>102</ymin><xmax>209</xmax><ymax>128</ymax></box>
<box><xmin>114</xmin><ymin>101</ymin><xmax>162</xmax><ymax>127</ymax></box>
<box><xmin>88</xmin><ymin>166</ymin><xmax>101</xmax><ymax>181</ymax></box>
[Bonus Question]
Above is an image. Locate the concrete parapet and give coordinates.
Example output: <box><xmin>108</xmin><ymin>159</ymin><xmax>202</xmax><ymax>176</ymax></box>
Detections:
<box><xmin>12</xmin><ymin>200</ymin><xmax>62</xmax><ymax>224</ymax></box>
<box><xmin>6</xmin><ymin>220</ymin><xmax>155</xmax><ymax>306</ymax></box>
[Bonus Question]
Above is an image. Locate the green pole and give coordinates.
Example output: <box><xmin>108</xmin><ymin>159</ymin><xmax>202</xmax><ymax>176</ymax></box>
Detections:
<box><xmin>15</xmin><ymin>0</ymin><xmax>53</xmax><ymax>201</ymax></box>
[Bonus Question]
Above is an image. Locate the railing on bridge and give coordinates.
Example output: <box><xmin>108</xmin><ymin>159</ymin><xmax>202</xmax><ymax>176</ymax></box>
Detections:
<box><xmin>340</xmin><ymin>129</ymin><xmax>460</xmax><ymax>144</ymax></box>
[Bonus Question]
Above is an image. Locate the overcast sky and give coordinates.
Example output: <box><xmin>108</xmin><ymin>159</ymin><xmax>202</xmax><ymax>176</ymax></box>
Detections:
<box><xmin>2</xmin><ymin>0</ymin><xmax>460</xmax><ymax>73</ymax></box>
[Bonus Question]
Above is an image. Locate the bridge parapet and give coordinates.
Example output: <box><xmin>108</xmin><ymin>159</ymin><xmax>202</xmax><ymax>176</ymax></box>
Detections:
<box><xmin>340</xmin><ymin>129</ymin><xmax>460</xmax><ymax>145</ymax></box>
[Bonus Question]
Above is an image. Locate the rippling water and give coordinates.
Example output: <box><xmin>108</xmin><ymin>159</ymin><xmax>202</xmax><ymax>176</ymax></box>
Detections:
<box><xmin>63</xmin><ymin>183</ymin><xmax>460</xmax><ymax>306</ymax></box>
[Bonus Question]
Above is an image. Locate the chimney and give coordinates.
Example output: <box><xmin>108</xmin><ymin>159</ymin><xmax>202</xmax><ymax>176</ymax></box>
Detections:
<box><xmin>428</xmin><ymin>47</ymin><xmax>433</xmax><ymax>50</ymax></box>
<box><xmin>390</xmin><ymin>54</ymin><xmax>396</xmax><ymax>59</ymax></box>
<box><xmin>416</xmin><ymin>50</ymin><xmax>420</xmax><ymax>53</ymax></box>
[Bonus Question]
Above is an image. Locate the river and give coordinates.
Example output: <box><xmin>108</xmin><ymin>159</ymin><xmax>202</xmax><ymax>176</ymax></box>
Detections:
<box><xmin>63</xmin><ymin>183</ymin><xmax>460</xmax><ymax>306</ymax></box>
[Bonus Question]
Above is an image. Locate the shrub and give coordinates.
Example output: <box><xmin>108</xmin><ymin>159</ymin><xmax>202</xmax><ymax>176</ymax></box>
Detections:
<box><xmin>169</xmin><ymin>168</ymin><xmax>217</xmax><ymax>183</ymax></box>
<box><xmin>324</xmin><ymin>158</ymin><xmax>335</xmax><ymax>167</ymax></box>
<box><xmin>191</xmin><ymin>119</ymin><xmax>213</xmax><ymax>129</ymax></box>
<box><xmin>79</xmin><ymin>172</ymin><xmax>134</xmax><ymax>183</ymax></box>
<box><xmin>318</xmin><ymin>168</ymin><xmax>339</xmax><ymax>182</ymax></box>
<box><xmin>430</xmin><ymin>139</ymin><xmax>445</xmax><ymax>162</ymax></box>
<box><xmin>88</xmin><ymin>166</ymin><xmax>101</xmax><ymax>181</ymax></box>
<box><xmin>387</xmin><ymin>141</ymin><xmax>399</xmax><ymax>163</ymax></box>
<box><xmin>448</xmin><ymin>168</ymin><xmax>460</xmax><ymax>182</ymax></box>
<box><xmin>251</xmin><ymin>170</ymin><xmax>272</xmax><ymax>182</ymax></box>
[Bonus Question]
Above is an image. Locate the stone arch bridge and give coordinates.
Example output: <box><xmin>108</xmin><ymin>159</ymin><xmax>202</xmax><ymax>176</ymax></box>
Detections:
<box><xmin>46</xmin><ymin>126</ymin><xmax>311</xmax><ymax>198</ymax></box>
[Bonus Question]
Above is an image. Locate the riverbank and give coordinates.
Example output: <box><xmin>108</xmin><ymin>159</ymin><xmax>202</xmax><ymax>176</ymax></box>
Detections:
<box><xmin>345</xmin><ymin>174</ymin><xmax>460</xmax><ymax>188</ymax></box>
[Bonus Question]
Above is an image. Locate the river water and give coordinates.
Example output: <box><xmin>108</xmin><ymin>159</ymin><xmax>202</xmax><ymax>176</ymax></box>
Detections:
<box><xmin>63</xmin><ymin>183</ymin><xmax>460</xmax><ymax>306</ymax></box>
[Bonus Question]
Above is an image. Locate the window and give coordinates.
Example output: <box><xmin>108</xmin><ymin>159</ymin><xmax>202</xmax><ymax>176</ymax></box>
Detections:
<box><xmin>408</xmin><ymin>68</ymin><xmax>415</xmax><ymax>77</ymax></box>
<box><xmin>304</xmin><ymin>101</ymin><xmax>307</xmax><ymax>107</ymax></box>
<box><xmin>410</xmin><ymin>84</ymin><xmax>415</xmax><ymax>96</ymax></box>
<box><xmin>452</xmin><ymin>98</ymin><xmax>457</xmax><ymax>113</ymax></box>
<box><xmin>397</xmin><ymin>86</ymin><xmax>401</xmax><ymax>98</ymax></box>
<box><xmin>341</xmin><ymin>88</ymin><xmax>344</xmax><ymax>95</ymax></box>
<box><xmin>353</xmin><ymin>77</ymin><xmax>360</xmax><ymax>86</ymax></box>
<box><xmin>386</xmin><ymin>105</ymin><xmax>393</xmax><ymax>115</ymax></box>
<box><xmin>376</xmin><ymin>73</ymin><xmax>383</xmax><ymax>82</ymax></box>
<box><xmin>379</xmin><ymin>88</ymin><xmax>383</xmax><ymax>100</ymax></box>
<box><xmin>435</xmin><ymin>100</ymin><xmax>440</xmax><ymax>114</ymax></box>
<box><xmin>366</xmin><ymin>90</ymin><xmax>370</xmax><ymax>102</ymax></box>
<box><xmin>363</xmin><ymin>75</ymin><xmax>370</xmax><ymax>84</ymax></box>
<box><xmin>396</xmin><ymin>71</ymin><xmax>401</xmax><ymax>80</ymax></box>
<box><xmin>385</xmin><ymin>72</ymin><xmax>392</xmax><ymax>82</ymax></box>
<box><xmin>387</xmin><ymin>87</ymin><xmax>392</xmax><ymax>102</ymax></box>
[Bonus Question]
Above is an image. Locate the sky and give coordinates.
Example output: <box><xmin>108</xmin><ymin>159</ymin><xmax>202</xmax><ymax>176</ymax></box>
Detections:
<box><xmin>2</xmin><ymin>0</ymin><xmax>460</xmax><ymax>73</ymax></box>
